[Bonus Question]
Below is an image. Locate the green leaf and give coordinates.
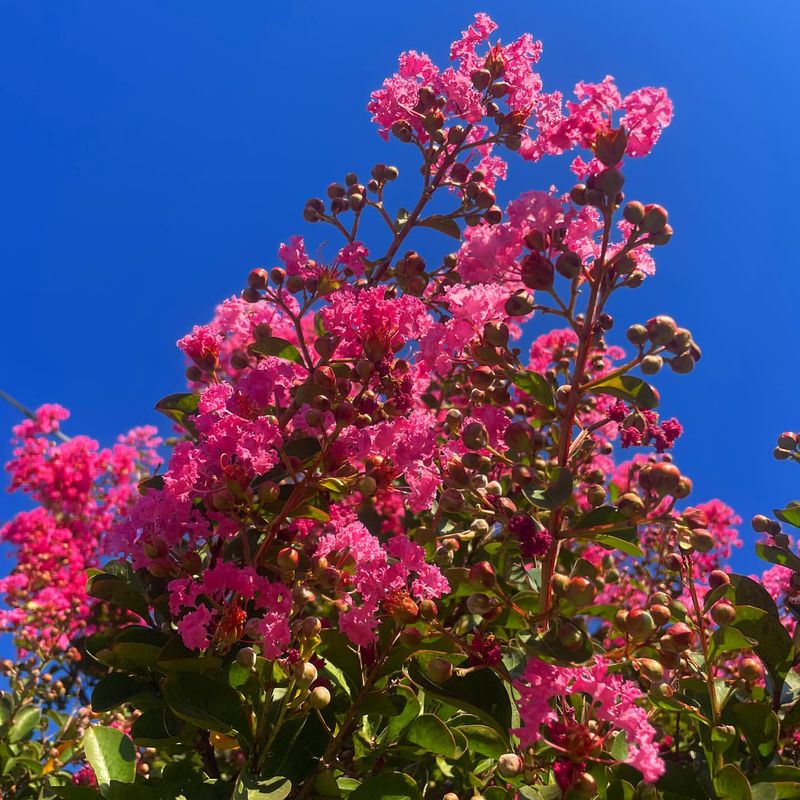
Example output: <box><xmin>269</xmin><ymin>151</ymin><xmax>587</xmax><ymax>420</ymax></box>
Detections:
<box><xmin>522</xmin><ymin>468</ymin><xmax>573</xmax><ymax>510</ymax></box>
<box><xmin>87</xmin><ymin>574</ymin><xmax>151</xmax><ymax>622</ymax></box>
<box><xmin>154</xmin><ymin>392</ymin><xmax>199</xmax><ymax>431</ymax></box>
<box><xmin>406</xmin><ymin>714</ymin><xmax>458</xmax><ymax>758</ymax></box>
<box><xmin>83</xmin><ymin>726</ymin><xmax>136</xmax><ymax>793</ymax></box>
<box><xmin>348</xmin><ymin>772</ymin><xmax>420</xmax><ymax>800</ymax></box>
<box><xmin>162</xmin><ymin>672</ymin><xmax>252</xmax><ymax>742</ymax></box>
<box><xmin>774</xmin><ymin>505</ymin><xmax>800</xmax><ymax>529</ymax></box>
<box><xmin>731</xmin><ymin>702</ymin><xmax>779</xmax><ymax>767</ymax></box>
<box><xmin>453</xmin><ymin>723</ymin><xmax>506</xmax><ymax>758</ymax></box>
<box><xmin>755</xmin><ymin>543</ymin><xmax>800</xmax><ymax>573</ymax></box>
<box><xmin>8</xmin><ymin>705</ymin><xmax>41</xmax><ymax>743</ymax></box>
<box><xmin>714</xmin><ymin>763</ymin><xmax>752</xmax><ymax>800</ymax></box>
<box><xmin>730</xmin><ymin>574</ymin><xmax>781</xmax><ymax>617</ymax></box>
<box><xmin>418</xmin><ymin>214</ymin><xmax>461</xmax><ymax>240</ymax></box>
<box><xmin>590</xmin><ymin>374</ymin><xmax>659</xmax><ymax>410</ymax></box>
<box><xmin>731</xmin><ymin>605</ymin><xmax>793</xmax><ymax>697</ymax></box>
<box><xmin>709</xmin><ymin>627</ymin><xmax>757</xmax><ymax>662</ymax></box>
<box><xmin>290</xmin><ymin>503</ymin><xmax>330</xmax><ymax>522</ymax></box>
<box><xmin>385</xmin><ymin>685</ymin><xmax>422</xmax><ymax>741</ymax></box>
<box><xmin>249</xmin><ymin>336</ymin><xmax>303</xmax><ymax>365</ymax></box>
<box><xmin>407</xmin><ymin>662</ymin><xmax>512</xmax><ymax>736</ymax></box>
<box><xmin>606</xmin><ymin>780</ymin><xmax>636</xmax><ymax>800</ymax></box>
<box><xmin>507</xmin><ymin>370</ymin><xmax>556</xmax><ymax>411</ymax></box>
<box><xmin>91</xmin><ymin>673</ymin><xmax>156</xmax><ymax>713</ymax></box>
<box><xmin>130</xmin><ymin>706</ymin><xmax>184</xmax><ymax>744</ymax></box>
<box><xmin>592</xmin><ymin>534</ymin><xmax>644</xmax><ymax>557</ymax></box>
<box><xmin>232</xmin><ymin>771</ymin><xmax>292</xmax><ymax>800</ymax></box>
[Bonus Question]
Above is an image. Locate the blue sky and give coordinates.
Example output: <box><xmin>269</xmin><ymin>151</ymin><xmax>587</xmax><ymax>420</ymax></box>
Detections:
<box><xmin>0</xmin><ymin>0</ymin><xmax>798</xmax><ymax>584</ymax></box>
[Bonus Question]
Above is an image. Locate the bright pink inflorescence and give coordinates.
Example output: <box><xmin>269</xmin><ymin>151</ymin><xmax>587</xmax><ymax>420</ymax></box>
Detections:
<box><xmin>1</xmin><ymin>405</ymin><xmax>160</xmax><ymax>654</ymax></box>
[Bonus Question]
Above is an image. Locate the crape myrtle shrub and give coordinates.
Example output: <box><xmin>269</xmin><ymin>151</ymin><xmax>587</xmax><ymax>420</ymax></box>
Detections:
<box><xmin>2</xmin><ymin>12</ymin><xmax>800</xmax><ymax>800</ymax></box>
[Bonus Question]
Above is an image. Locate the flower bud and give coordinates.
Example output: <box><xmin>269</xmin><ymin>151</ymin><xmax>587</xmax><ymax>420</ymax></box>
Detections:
<box><xmin>300</xmin><ymin>616</ymin><xmax>322</xmax><ymax>639</ymax></box>
<box><xmin>484</xmin><ymin>321</ymin><xmax>509</xmax><ymax>348</ymax></box>
<box><xmin>639</xmin><ymin>462</ymin><xmax>681</xmax><ymax>497</ymax></box>
<box><xmin>426</xmin><ymin>657</ymin><xmax>454</xmax><ymax>683</ymax></box>
<box><xmin>466</xmin><ymin>592</ymin><xmax>497</xmax><ymax>616</ymax></box>
<box><xmin>617</xmin><ymin>492</ymin><xmax>645</xmax><ymax>518</ymax></box>
<box><xmin>625</xmin><ymin>608</ymin><xmax>655</xmax><ymax>641</ymax></box>
<box><xmin>248</xmin><ymin>268</ymin><xmax>269</xmax><ymax>290</ymax></box>
<box><xmin>497</xmin><ymin>753</ymin><xmax>524</xmax><ymax>778</ymax></box>
<box><xmin>309</xmin><ymin>686</ymin><xmax>331</xmax><ymax>709</ymax></box>
<box><xmin>236</xmin><ymin>647</ymin><xmax>257</xmax><ymax>669</ymax></box>
<box><xmin>670</xmin><ymin>353</ymin><xmax>695</xmax><ymax>374</ymax></box>
<box><xmin>710</xmin><ymin>601</ymin><xmax>737</xmax><ymax>627</ymax></box>
<box><xmin>555</xmin><ymin>251</ymin><xmax>582</xmax><ymax>279</ymax></box>
<box><xmin>462</xmin><ymin>421</ymin><xmax>489</xmax><ymax>450</ymax></box>
<box><xmin>419</xmin><ymin>599</ymin><xmax>438</xmax><ymax>621</ymax></box>
<box><xmin>666</xmin><ymin>622</ymin><xmax>694</xmax><ymax>650</ymax></box>
<box><xmin>594</xmin><ymin>127</ymin><xmax>629</xmax><ymax>167</ymax></box>
<box><xmin>708</xmin><ymin>570</ymin><xmax>730</xmax><ymax>590</ymax></box>
<box><xmin>569</xmin><ymin>773</ymin><xmax>598</xmax><ymax>799</ymax></box>
<box><xmin>649</xmin><ymin>604</ymin><xmax>671</xmax><ymax>627</ymax></box>
<box><xmin>439</xmin><ymin>488</ymin><xmax>465</xmax><ymax>513</ymax></box>
<box><xmin>640</xmin><ymin>354</ymin><xmax>662</xmax><ymax>375</ymax></box>
<box><xmin>623</xmin><ymin>201</ymin><xmax>645</xmax><ymax>225</ymax></box>
<box><xmin>277</xmin><ymin>547</ymin><xmax>299</xmax><ymax>571</ymax></box>
<box><xmin>469</xmin><ymin>561</ymin><xmax>497</xmax><ymax>589</ymax></box>
<box><xmin>641</xmin><ymin>204</ymin><xmax>668</xmax><ymax>234</ymax></box>
<box><xmin>293</xmin><ymin>661</ymin><xmax>318</xmax><ymax>687</ymax></box>
<box><xmin>636</xmin><ymin>658</ymin><xmax>664</xmax><ymax>682</ymax></box>
<box><xmin>565</xmin><ymin>576</ymin><xmax>596</xmax><ymax>605</ymax></box>
<box><xmin>646</xmin><ymin>315</ymin><xmax>677</xmax><ymax>346</ymax></box>
<box><xmin>570</xmin><ymin>183</ymin><xmax>587</xmax><ymax>205</ymax></box>
<box><xmin>739</xmin><ymin>657</ymin><xmax>764</xmax><ymax>682</ymax></box>
<box><xmin>520</xmin><ymin>252</ymin><xmax>554</xmax><ymax>290</ymax></box>
<box><xmin>595</xmin><ymin>167</ymin><xmax>625</xmax><ymax>197</ymax></box>
<box><xmin>505</xmin><ymin>291</ymin><xmax>534</xmax><ymax>317</ymax></box>
<box><xmin>690</xmin><ymin>528</ymin><xmax>714</xmax><ymax>553</ymax></box>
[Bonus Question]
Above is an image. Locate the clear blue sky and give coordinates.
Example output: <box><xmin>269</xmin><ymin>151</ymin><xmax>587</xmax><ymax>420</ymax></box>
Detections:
<box><xmin>0</xmin><ymin>1</ymin><xmax>798</xmax><ymax>582</ymax></box>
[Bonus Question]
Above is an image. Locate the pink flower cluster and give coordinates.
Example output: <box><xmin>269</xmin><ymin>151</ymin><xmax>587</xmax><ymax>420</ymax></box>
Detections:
<box><xmin>1</xmin><ymin>405</ymin><xmax>160</xmax><ymax>653</ymax></box>
<box><xmin>514</xmin><ymin>657</ymin><xmax>665</xmax><ymax>783</ymax></box>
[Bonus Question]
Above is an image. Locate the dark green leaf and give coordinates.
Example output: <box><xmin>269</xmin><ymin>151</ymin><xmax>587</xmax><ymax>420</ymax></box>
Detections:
<box><xmin>91</xmin><ymin>673</ymin><xmax>156</xmax><ymax>712</ymax></box>
<box><xmin>87</xmin><ymin>574</ymin><xmax>151</xmax><ymax>622</ymax></box>
<box><xmin>154</xmin><ymin>393</ymin><xmax>199</xmax><ymax>432</ymax></box>
<box><xmin>83</xmin><ymin>726</ymin><xmax>137</xmax><ymax>792</ymax></box>
<box><xmin>522</xmin><ymin>468</ymin><xmax>573</xmax><ymax>510</ymax></box>
<box><xmin>732</xmin><ymin>605</ymin><xmax>793</xmax><ymax>697</ymax></box>
<box><xmin>348</xmin><ymin>772</ymin><xmax>420</xmax><ymax>800</ymax></box>
<box><xmin>162</xmin><ymin>672</ymin><xmax>252</xmax><ymax>742</ymax></box>
<box><xmin>418</xmin><ymin>214</ymin><xmax>461</xmax><ymax>240</ymax></box>
<box><xmin>130</xmin><ymin>706</ymin><xmax>184</xmax><ymax>744</ymax></box>
<box><xmin>249</xmin><ymin>337</ymin><xmax>303</xmax><ymax>365</ymax></box>
<box><xmin>507</xmin><ymin>370</ymin><xmax>556</xmax><ymax>411</ymax></box>
<box><xmin>731</xmin><ymin>703</ymin><xmax>779</xmax><ymax>767</ymax></box>
<box><xmin>590</xmin><ymin>374</ymin><xmax>659</xmax><ymax>410</ymax></box>
<box><xmin>407</xmin><ymin>662</ymin><xmax>512</xmax><ymax>736</ymax></box>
